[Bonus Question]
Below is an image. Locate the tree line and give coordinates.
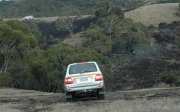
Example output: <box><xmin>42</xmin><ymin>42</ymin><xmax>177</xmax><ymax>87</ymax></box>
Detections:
<box><xmin>1</xmin><ymin>0</ymin><xmax>178</xmax><ymax>18</ymax></box>
<box><xmin>0</xmin><ymin>20</ymin><xmax>113</xmax><ymax>92</ymax></box>
<box><xmin>1</xmin><ymin>1</ymin><xmax>179</xmax><ymax>91</ymax></box>
<box><xmin>0</xmin><ymin>1</ymin><xmax>153</xmax><ymax>92</ymax></box>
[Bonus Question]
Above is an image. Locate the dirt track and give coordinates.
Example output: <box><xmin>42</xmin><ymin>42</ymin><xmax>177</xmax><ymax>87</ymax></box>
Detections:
<box><xmin>3</xmin><ymin>15</ymin><xmax>92</xmax><ymax>23</ymax></box>
<box><xmin>0</xmin><ymin>87</ymin><xmax>180</xmax><ymax>112</ymax></box>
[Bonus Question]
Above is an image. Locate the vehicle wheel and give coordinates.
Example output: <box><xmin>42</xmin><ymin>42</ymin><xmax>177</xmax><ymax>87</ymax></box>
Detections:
<box><xmin>97</xmin><ymin>86</ymin><xmax>105</xmax><ymax>100</ymax></box>
<box><xmin>65</xmin><ymin>94</ymin><xmax>73</xmax><ymax>102</ymax></box>
<box><xmin>65</xmin><ymin>91</ymin><xmax>73</xmax><ymax>102</ymax></box>
<box><xmin>66</xmin><ymin>97</ymin><xmax>72</xmax><ymax>102</ymax></box>
<box><xmin>97</xmin><ymin>93</ymin><xmax>105</xmax><ymax>100</ymax></box>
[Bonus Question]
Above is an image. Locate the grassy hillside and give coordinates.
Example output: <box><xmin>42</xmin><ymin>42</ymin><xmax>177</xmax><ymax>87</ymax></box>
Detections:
<box><xmin>125</xmin><ymin>3</ymin><xmax>180</xmax><ymax>27</ymax></box>
<box><xmin>1</xmin><ymin>0</ymin><xmax>179</xmax><ymax>18</ymax></box>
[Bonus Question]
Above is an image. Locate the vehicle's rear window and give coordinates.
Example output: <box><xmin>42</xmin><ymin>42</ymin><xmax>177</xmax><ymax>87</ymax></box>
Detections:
<box><xmin>69</xmin><ymin>63</ymin><xmax>97</xmax><ymax>74</ymax></box>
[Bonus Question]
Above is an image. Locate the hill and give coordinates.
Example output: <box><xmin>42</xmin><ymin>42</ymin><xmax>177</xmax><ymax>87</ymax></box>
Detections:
<box><xmin>0</xmin><ymin>1</ymin><xmax>180</xmax><ymax>93</ymax></box>
<box><xmin>1</xmin><ymin>0</ymin><xmax>179</xmax><ymax>18</ymax></box>
<box><xmin>125</xmin><ymin>3</ymin><xmax>180</xmax><ymax>27</ymax></box>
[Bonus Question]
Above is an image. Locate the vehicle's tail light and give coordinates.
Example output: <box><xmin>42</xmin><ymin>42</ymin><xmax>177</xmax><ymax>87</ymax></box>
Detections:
<box><xmin>95</xmin><ymin>74</ymin><xmax>104</xmax><ymax>81</ymax></box>
<box><xmin>64</xmin><ymin>77</ymin><xmax>73</xmax><ymax>84</ymax></box>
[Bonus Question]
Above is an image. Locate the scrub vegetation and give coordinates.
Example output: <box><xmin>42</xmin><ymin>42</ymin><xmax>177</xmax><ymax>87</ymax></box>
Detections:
<box><xmin>0</xmin><ymin>0</ymin><xmax>180</xmax><ymax>92</ymax></box>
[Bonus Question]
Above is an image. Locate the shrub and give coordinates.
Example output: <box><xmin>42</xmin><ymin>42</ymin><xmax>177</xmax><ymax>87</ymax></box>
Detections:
<box><xmin>83</xmin><ymin>29</ymin><xmax>112</xmax><ymax>55</ymax></box>
<box><xmin>0</xmin><ymin>72</ymin><xmax>12</xmax><ymax>87</ymax></box>
<box><xmin>175</xmin><ymin>80</ymin><xmax>180</xmax><ymax>86</ymax></box>
<box><xmin>164</xmin><ymin>73</ymin><xmax>179</xmax><ymax>87</ymax></box>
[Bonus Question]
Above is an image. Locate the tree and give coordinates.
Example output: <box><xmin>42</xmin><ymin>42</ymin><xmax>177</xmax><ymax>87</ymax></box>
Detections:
<box><xmin>112</xmin><ymin>18</ymin><xmax>151</xmax><ymax>54</ymax></box>
<box><xmin>83</xmin><ymin>29</ymin><xmax>112</xmax><ymax>55</ymax></box>
<box><xmin>21</xmin><ymin>44</ymin><xmax>113</xmax><ymax>92</ymax></box>
<box><xmin>0</xmin><ymin>20</ymin><xmax>37</xmax><ymax>74</ymax></box>
<box><xmin>27</xmin><ymin>22</ymin><xmax>43</xmax><ymax>43</ymax></box>
<box><xmin>0</xmin><ymin>72</ymin><xmax>11</xmax><ymax>87</ymax></box>
<box><xmin>164</xmin><ymin>73</ymin><xmax>179</xmax><ymax>87</ymax></box>
<box><xmin>46</xmin><ymin>44</ymin><xmax>113</xmax><ymax>83</ymax></box>
<box><xmin>95</xmin><ymin>2</ymin><xmax>124</xmax><ymax>37</ymax></box>
<box><xmin>95</xmin><ymin>1</ymin><xmax>110</xmax><ymax>18</ymax></box>
<box><xmin>55</xmin><ymin>5</ymin><xmax>81</xmax><ymax>37</ymax></box>
<box><xmin>97</xmin><ymin>15</ymin><xmax>120</xmax><ymax>37</ymax></box>
<box><xmin>95</xmin><ymin>1</ymin><xmax>124</xmax><ymax>18</ymax></box>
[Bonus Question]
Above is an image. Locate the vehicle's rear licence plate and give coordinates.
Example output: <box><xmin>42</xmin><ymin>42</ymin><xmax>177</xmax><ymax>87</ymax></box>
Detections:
<box><xmin>80</xmin><ymin>77</ymin><xmax>88</xmax><ymax>82</ymax></box>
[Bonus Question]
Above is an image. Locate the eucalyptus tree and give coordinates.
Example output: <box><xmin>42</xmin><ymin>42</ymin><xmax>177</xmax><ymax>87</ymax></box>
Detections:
<box><xmin>95</xmin><ymin>1</ymin><xmax>124</xmax><ymax>37</ymax></box>
<box><xmin>112</xmin><ymin>18</ymin><xmax>151</xmax><ymax>54</ymax></box>
<box><xmin>55</xmin><ymin>5</ymin><xmax>81</xmax><ymax>37</ymax></box>
<box><xmin>83</xmin><ymin>29</ymin><xmax>112</xmax><ymax>55</ymax></box>
<box><xmin>0</xmin><ymin>20</ymin><xmax>37</xmax><ymax>74</ymax></box>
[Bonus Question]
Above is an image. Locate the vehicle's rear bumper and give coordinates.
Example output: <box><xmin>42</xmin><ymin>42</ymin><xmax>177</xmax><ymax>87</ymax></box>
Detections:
<box><xmin>65</xmin><ymin>82</ymin><xmax>104</xmax><ymax>92</ymax></box>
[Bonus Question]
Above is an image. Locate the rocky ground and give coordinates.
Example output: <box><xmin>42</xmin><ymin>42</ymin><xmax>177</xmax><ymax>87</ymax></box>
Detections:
<box><xmin>0</xmin><ymin>87</ymin><xmax>180</xmax><ymax>112</ymax></box>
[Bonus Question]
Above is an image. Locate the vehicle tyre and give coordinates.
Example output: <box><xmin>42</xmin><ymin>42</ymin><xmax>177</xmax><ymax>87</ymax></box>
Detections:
<box><xmin>66</xmin><ymin>97</ymin><xmax>72</xmax><ymax>102</ymax></box>
<box><xmin>65</xmin><ymin>90</ymin><xmax>73</xmax><ymax>102</ymax></box>
<box><xmin>97</xmin><ymin>93</ymin><xmax>105</xmax><ymax>100</ymax></box>
<box><xmin>97</xmin><ymin>86</ymin><xmax>105</xmax><ymax>100</ymax></box>
<box><xmin>97</xmin><ymin>88</ymin><xmax>105</xmax><ymax>100</ymax></box>
<box><xmin>65</xmin><ymin>94</ymin><xmax>73</xmax><ymax>102</ymax></box>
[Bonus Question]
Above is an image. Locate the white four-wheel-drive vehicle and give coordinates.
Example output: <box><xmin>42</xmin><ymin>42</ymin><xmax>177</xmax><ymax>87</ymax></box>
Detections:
<box><xmin>64</xmin><ymin>61</ymin><xmax>105</xmax><ymax>101</ymax></box>
<box><xmin>22</xmin><ymin>15</ymin><xmax>34</xmax><ymax>20</ymax></box>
